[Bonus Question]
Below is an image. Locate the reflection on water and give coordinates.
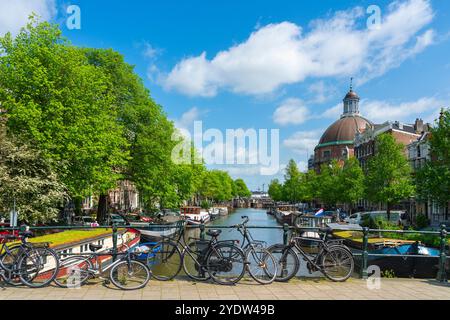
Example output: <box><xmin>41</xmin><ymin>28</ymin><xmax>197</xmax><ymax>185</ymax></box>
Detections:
<box><xmin>146</xmin><ymin>208</ymin><xmax>321</xmax><ymax>278</ymax></box>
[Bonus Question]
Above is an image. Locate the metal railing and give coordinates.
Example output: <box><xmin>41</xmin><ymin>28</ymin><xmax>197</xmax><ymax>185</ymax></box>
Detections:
<box><xmin>0</xmin><ymin>222</ymin><xmax>448</xmax><ymax>282</ymax></box>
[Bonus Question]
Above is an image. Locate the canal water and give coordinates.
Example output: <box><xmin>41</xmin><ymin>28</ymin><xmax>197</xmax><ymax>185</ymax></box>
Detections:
<box><xmin>147</xmin><ymin>207</ymin><xmax>320</xmax><ymax>278</ymax></box>
<box><xmin>196</xmin><ymin>207</ymin><xmax>320</xmax><ymax>278</ymax></box>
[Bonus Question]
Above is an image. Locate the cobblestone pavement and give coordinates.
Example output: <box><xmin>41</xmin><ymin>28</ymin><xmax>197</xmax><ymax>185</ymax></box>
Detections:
<box><xmin>0</xmin><ymin>277</ymin><xmax>449</xmax><ymax>300</ymax></box>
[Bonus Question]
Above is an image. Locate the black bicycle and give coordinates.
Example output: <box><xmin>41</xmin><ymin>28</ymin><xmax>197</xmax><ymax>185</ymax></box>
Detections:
<box><xmin>147</xmin><ymin>221</ymin><xmax>246</xmax><ymax>285</ymax></box>
<box><xmin>54</xmin><ymin>235</ymin><xmax>151</xmax><ymax>290</ymax></box>
<box><xmin>267</xmin><ymin>227</ymin><xmax>354</xmax><ymax>282</ymax></box>
<box><xmin>232</xmin><ymin>216</ymin><xmax>278</xmax><ymax>284</ymax></box>
<box><xmin>0</xmin><ymin>229</ymin><xmax>59</xmax><ymax>288</ymax></box>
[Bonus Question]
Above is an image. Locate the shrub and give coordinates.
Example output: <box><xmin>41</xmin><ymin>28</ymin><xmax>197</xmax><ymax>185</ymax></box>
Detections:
<box><xmin>415</xmin><ymin>214</ymin><xmax>429</xmax><ymax>229</ymax></box>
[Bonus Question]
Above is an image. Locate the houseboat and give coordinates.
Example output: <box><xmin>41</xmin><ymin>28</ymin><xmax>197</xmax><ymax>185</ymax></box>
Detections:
<box><xmin>181</xmin><ymin>206</ymin><xmax>210</xmax><ymax>225</ymax></box>
<box><xmin>275</xmin><ymin>204</ymin><xmax>299</xmax><ymax>225</ymax></box>
<box><xmin>35</xmin><ymin>228</ymin><xmax>141</xmax><ymax>282</ymax></box>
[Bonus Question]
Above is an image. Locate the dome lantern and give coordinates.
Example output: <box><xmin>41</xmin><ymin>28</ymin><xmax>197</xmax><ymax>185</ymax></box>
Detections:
<box><xmin>342</xmin><ymin>78</ymin><xmax>360</xmax><ymax>116</ymax></box>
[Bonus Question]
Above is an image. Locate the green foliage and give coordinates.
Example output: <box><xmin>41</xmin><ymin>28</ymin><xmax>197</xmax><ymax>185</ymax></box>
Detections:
<box><xmin>199</xmin><ymin>170</ymin><xmax>235</xmax><ymax>203</ymax></box>
<box><xmin>416</xmin><ymin>108</ymin><xmax>450</xmax><ymax>206</ymax></box>
<box><xmin>268</xmin><ymin>179</ymin><xmax>283</xmax><ymax>202</ymax></box>
<box><xmin>0</xmin><ymin>19</ymin><xmax>128</xmax><ymax>198</ymax></box>
<box><xmin>381</xmin><ymin>269</ymin><xmax>396</xmax><ymax>278</ymax></box>
<box><xmin>339</xmin><ymin>157</ymin><xmax>365</xmax><ymax>207</ymax></box>
<box><xmin>316</xmin><ymin>160</ymin><xmax>342</xmax><ymax>206</ymax></box>
<box><xmin>282</xmin><ymin>159</ymin><xmax>302</xmax><ymax>203</ymax></box>
<box><xmin>234</xmin><ymin>178</ymin><xmax>251</xmax><ymax>198</ymax></box>
<box><xmin>366</xmin><ymin>134</ymin><xmax>415</xmax><ymax>217</ymax></box>
<box><xmin>0</xmin><ymin>124</ymin><xmax>67</xmax><ymax>224</ymax></box>
<box><xmin>415</xmin><ymin>213</ymin><xmax>429</xmax><ymax>229</ymax></box>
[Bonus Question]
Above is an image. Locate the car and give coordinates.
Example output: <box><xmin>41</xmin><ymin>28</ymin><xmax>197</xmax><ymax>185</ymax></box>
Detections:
<box><xmin>107</xmin><ymin>213</ymin><xmax>128</xmax><ymax>225</ymax></box>
<box><xmin>73</xmin><ymin>216</ymin><xmax>96</xmax><ymax>226</ymax></box>
<box><xmin>344</xmin><ymin>211</ymin><xmax>406</xmax><ymax>226</ymax></box>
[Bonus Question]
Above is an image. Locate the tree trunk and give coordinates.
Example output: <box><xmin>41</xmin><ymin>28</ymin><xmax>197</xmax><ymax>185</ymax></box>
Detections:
<box><xmin>97</xmin><ymin>194</ymin><xmax>108</xmax><ymax>224</ymax></box>
<box><xmin>74</xmin><ymin>197</ymin><xmax>82</xmax><ymax>216</ymax></box>
<box><xmin>386</xmin><ymin>202</ymin><xmax>391</xmax><ymax>222</ymax></box>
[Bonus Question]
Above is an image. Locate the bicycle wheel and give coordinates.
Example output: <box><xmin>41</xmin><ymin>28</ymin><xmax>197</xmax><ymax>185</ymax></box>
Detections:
<box><xmin>0</xmin><ymin>245</ymin><xmax>24</xmax><ymax>286</ymax></box>
<box><xmin>182</xmin><ymin>241</ymin><xmax>211</xmax><ymax>281</ymax></box>
<box><xmin>147</xmin><ymin>240</ymin><xmax>182</xmax><ymax>281</ymax></box>
<box><xmin>54</xmin><ymin>256</ymin><xmax>93</xmax><ymax>288</ymax></box>
<box><xmin>246</xmin><ymin>247</ymin><xmax>277</xmax><ymax>285</ymax></box>
<box><xmin>206</xmin><ymin>243</ymin><xmax>245</xmax><ymax>285</ymax></box>
<box><xmin>109</xmin><ymin>259</ymin><xmax>150</xmax><ymax>290</ymax></box>
<box><xmin>266</xmin><ymin>244</ymin><xmax>300</xmax><ymax>282</ymax></box>
<box><xmin>18</xmin><ymin>247</ymin><xmax>60</xmax><ymax>288</ymax></box>
<box><xmin>320</xmin><ymin>246</ymin><xmax>354</xmax><ymax>282</ymax></box>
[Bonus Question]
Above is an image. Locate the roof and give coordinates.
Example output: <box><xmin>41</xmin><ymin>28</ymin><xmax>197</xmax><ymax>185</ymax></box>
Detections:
<box><xmin>316</xmin><ymin>115</ymin><xmax>372</xmax><ymax>148</ymax></box>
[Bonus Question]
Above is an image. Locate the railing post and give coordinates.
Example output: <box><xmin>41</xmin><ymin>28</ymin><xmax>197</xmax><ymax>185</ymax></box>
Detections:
<box><xmin>361</xmin><ymin>227</ymin><xmax>369</xmax><ymax>279</ymax></box>
<box><xmin>437</xmin><ymin>224</ymin><xmax>447</xmax><ymax>283</ymax></box>
<box><xmin>112</xmin><ymin>224</ymin><xmax>118</xmax><ymax>262</ymax></box>
<box><xmin>283</xmin><ymin>223</ymin><xmax>289</xmax><ymax>245</ymax></box>
<box><xmin>200</xmin><ymin>222</ymin><xmax>205</xmax><ymax>240</ymax></box>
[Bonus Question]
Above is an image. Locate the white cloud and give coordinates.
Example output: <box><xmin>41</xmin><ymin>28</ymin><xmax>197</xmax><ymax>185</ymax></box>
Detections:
<box><xmin>273</xmin><ymin>98</ymin><xmax>310</xmax><ymax>125</ymax></box>
<box><xmin>174</xmin><ymin>107</ymin><xmax>203</xmax><ymax>131</ymax></box>
<box><xmin>283</xmin><ymin>130</ymin><xmax>322</xmax><ymax>155</ymax></box>
<box><xmin>0</xmin><ymin>0</ymin><xmax>56</xmax><ymax>36</ymax></box>
<box><xmin>161</xmin><ymin>0</ymin><xmax>435</xmax><ymax>97</ymax></box>
<box><xmin>308</xmin><ymin>81</ymin><xmax>337</xmax><ymax>104</ymax></box>
<box><xmin>360</xmin><ymin>97</ymin><xmax>444</xmax><ymax>123</ymax></box>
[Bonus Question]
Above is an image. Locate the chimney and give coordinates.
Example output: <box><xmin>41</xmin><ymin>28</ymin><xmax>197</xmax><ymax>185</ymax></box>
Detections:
<box><xmin>414</xmin><ymin>118</ymin><xmax>424</xmax><ymax>133</ymax></box>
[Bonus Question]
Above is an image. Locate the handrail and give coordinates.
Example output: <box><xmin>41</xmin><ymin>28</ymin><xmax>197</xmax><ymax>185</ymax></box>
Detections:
<box><xmin>0</xmin><ymin>222</ymin><xmax>447</xmax><ymax>282</ymax></box>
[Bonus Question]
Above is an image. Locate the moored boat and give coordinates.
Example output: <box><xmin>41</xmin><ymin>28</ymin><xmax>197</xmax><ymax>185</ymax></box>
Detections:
<box><xmin>275</xmin><ymin>204</ymin><xmax>298</xmax><ymax>225</ymax></box>
<box><xmin>181</xmin><ymin>206</ymin><xmax>210</xmax><ymax>225</ymax></box>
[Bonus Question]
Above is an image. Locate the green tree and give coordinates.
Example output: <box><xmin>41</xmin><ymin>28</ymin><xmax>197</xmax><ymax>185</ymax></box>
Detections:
<box><xmin>317</xmin><ymin>160</ymin><xmax>342</xmax><ymax>207</ymax></box>
<box><xmin>0</xmin><ymin>19</ymin><xmax>128</xmax><ymax>222</ymax></box>
<box><xmin>416</xmin><ymin>109</ymin><xmax>450</xmax><ymax>208</ymax></box>
<box><xmin>234</xmin><ymin>178</ymin><xmax>251</xmax><ymax>198</ymax></box>
<box><xmin>366</xmin><ymin>133</ymin><xmax>415</xmax><ymax>220</ymax></box>
<box><xmin>282</xmin><ymin>159</ymin><xmax>302</xmax><ymax>203</ymax></box>
<box><xmin>0</xmin><ymin>123</ymin><xmax>67</xmax><ymax>224</ymax></box>
<box><xmin>268</xmin><ymin>179</ymin><xmax>283</xmax><ymax>202</ymax></box>
<box><xmin>339</xmin><ymin>157</ymin><xmax>365</xmax><ymax>214</ymax></box>
<box><xmin>298</xmin><ymin>169</ymin><xmax>318</xmax><ymax>203</ymax></box>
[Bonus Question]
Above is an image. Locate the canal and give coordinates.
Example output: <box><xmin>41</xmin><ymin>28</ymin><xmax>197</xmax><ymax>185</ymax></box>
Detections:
<box><xmin>147</xmin><ymin>207</ymin><xmax>321</xmax><ymax>279</ymax></box>
<box><xmin>196</xmin><ymin>207</ymin><xmax>321</xmax><ymax>278</ymax></box>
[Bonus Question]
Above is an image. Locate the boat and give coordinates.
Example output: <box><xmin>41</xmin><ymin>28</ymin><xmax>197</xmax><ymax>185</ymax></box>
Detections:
<box><xmin>363</xmin><ymin>242</ymin><xmax>447</xmax><ymax>278</ymax></box>
<box><xmin>293</xmin><ymin>214</ymin><xmax>333</xmax><ymax>250</ymax></box>
<box><xmin>181</xmin><ymin>206</ymin><xmax>210</xmax><ymax>225</ymax></box>
<box><xmin>275</xmin><ymin>204</ymin><xmax>298</xmax><ymax>225</ymax></box>
<box><xmin>209</xmin><ymin>206</ymin><xmax>228</xmax><ymax>219</ymax></box>
<box><xmin>35</xmin><ymin>228</ymin><xmax>141</xmax><ymax>281</ymax></box>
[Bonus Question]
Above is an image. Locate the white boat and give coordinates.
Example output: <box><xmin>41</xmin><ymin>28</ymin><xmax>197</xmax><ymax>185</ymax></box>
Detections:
<box><xmin>181</xmin><ymin>207</ymin><xmax>210</xmax><ymax>225</ymax></box>
<box><xmin>215</xmin><ymin>206</ymin><xmax>229</xmax><ymax>216</ymax></box>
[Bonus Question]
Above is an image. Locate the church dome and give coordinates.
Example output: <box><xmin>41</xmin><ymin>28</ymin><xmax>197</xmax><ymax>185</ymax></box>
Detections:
<box><xmin>317</xmin><ymin>115</ymin><xmax>372</xmax><ymax>148</ymax></box>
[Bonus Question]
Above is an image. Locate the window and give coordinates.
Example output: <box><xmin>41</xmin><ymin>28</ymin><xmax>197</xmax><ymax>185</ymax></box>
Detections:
<box><xmin>323</xmin><ymin>150</ymin><xmax>331</xmax><ymax>159</ymax></box>
<box><xmin>417</xmin><ymin>145</ymin><xmax>421</xmax><ymax>158</ymax></box>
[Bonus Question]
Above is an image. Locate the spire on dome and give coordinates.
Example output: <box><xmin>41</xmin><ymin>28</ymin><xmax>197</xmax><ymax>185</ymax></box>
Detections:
<box><xmin>342</xmin><ymin>78</ymin><xmax>360</xmax><ymax>116</ymax></box>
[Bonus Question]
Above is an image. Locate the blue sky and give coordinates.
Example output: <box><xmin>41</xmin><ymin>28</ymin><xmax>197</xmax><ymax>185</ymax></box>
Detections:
<box><xmin>1</xmin><ymin>0</ymin><xmax>449</xmax><ymax>190</ymax></box>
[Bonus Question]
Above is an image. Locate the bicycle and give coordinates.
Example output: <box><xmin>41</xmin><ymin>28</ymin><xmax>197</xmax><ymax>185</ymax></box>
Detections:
<box><xmin>267</xmin><ymin>227</ymin><xmax>354</xmax><ymax>282</ymax></box>
<box><xmin>232</xmin><ymin>216</ymin><xmax>278</xmax><ymax>284</ymax></box>
<box><xmin>147</xmin><ymin>220</ymin><xmax>246</xmax><ymax>285</ymax></box>
<box><xmin>54</xmin><ymin>234</ymin><xmax>150</xmax><ymax>290</ymax></box>
<box><xmin>0</xmin><ymin>229</ymin><xmax>59</xmax><ymax>288</ymax></box>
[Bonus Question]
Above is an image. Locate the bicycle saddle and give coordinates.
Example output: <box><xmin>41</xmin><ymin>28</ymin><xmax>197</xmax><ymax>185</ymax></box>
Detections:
<box><xmin>89</xmin><ymin>243</ymin><xmax>103</xmax><ymax>252</ymax></box>
<box><xmin>19</xmin><ymin>231</ymin><xmax>33</xmax><ymax>238</ymax></box>
<box><xmin>318</xmin><ymin>227</ymin><xmax>332</xmax><ymax>234</ymax></box>
<box><xmin>206</xmin><ymin>229</ymin><xmax>221</xmax><ymax>237</ymax></box>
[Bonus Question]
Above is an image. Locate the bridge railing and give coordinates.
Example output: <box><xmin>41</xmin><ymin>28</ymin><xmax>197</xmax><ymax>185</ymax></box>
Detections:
<box><xmin>0</xmin><ymin>222</ymin><xmax>448</xmax><ymax>282</ymax></box>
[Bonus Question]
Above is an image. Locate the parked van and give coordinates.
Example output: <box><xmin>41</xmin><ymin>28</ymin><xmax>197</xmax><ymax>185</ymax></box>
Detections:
<box><xmin>344</xmin><ymin>211</ymin><xmax>406</xmax><ymax>226</ymax></box>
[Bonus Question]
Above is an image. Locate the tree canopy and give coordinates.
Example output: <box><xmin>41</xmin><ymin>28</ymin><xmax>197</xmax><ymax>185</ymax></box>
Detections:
<box><xmin>366</xmin><ymin>133</ymin><xmax>415</xmax><ymax>219</ymax></box>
